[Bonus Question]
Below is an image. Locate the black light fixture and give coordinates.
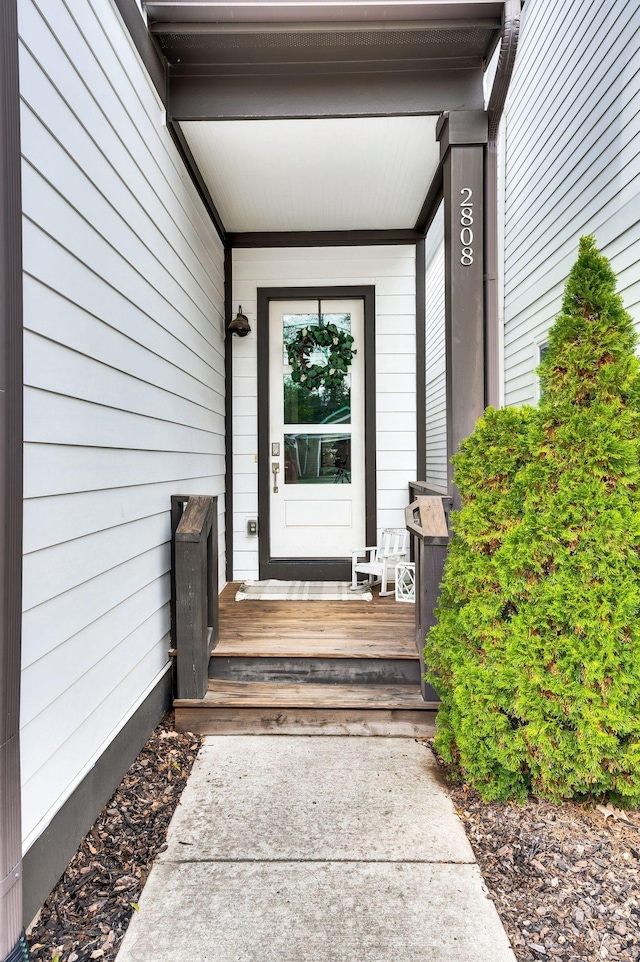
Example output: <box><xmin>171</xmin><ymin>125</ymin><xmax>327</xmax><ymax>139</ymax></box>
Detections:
<box><xmin>228</xmin><ymin>305</ymin><xmax>251</xmax><ymax>337</ymax></box>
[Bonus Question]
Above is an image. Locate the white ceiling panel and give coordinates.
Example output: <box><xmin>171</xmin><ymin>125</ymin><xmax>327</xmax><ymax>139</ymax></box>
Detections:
<box><xmin>180</xmin><ymin>116</ymin><xmax>440</xmax><ymax>232</ymax></box>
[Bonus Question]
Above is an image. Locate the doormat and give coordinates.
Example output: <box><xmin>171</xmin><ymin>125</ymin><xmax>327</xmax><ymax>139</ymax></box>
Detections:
<box><xmin>235</xmin><ymin>580</ymin><xmax>373</xmax><ymax>602</ymax></box>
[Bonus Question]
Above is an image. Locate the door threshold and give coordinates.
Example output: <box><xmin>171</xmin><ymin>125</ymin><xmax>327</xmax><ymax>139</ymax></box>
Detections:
<box><xmin>261</xmin><ymin>559</ymin><xmax>352</xmax><ymax>581</ymax></box>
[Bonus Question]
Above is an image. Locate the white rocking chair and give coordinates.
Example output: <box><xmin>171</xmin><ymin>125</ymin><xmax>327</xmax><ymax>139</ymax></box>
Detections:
<box><xmin>351</xmin><ymin>528</ymin><xmax>410</xmax><ymax>597</ymax></box>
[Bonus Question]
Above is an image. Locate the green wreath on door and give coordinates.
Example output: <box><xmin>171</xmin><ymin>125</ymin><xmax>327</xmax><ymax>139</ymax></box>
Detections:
<box><xmin>286</xmin><ymin>323</ymin><xmax>356</xmax><ymax>391</ymax></box>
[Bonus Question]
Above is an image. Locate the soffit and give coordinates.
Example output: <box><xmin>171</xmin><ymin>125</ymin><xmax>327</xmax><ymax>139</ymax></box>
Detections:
<box><xmin>179</xmin><ymin>115</ymin><xmax>440</xmax><ymax>231</ymax></box>
<box><xmin>154</xmin><ymin>23</ymin><xmax>499</xmax><ymax>70</ymax></box>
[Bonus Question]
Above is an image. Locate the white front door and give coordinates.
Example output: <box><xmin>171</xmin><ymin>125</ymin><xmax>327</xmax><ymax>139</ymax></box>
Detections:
<box><xmin>268</xmin><ymin>298</ymin><xmax>366</xmax><ymax>560</ymax></box>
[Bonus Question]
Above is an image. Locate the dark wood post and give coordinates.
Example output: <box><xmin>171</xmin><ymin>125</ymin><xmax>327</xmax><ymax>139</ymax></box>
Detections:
<box><xmin>174</xmin><ymin>495</ymin><xmax>218</xmax><ymax>700</ymax></box>
<box><xmin>438</xmin><ymin>111</ymin><xmax>488</xmax><ymax>507</ymax></box>
<box><xmin>414</xmin><ymin>536</ymin><xmax>449</xmax><ymax>702</ymax></box>
<box><xmin>206</xmin><ymin>520</ymin><xmax>220</xmax><ymax>649</ymax></box>
<box><xmin>405</xmin><ymin>494</ymin><xmax>452</xmax><ymax>704</ymax></box>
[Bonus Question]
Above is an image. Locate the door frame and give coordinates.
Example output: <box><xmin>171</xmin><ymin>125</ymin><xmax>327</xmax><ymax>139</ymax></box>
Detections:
<box><xmin>256</xmin><ymin>285</ymin><xmax>377</xmax><ymax>580</ymax></box>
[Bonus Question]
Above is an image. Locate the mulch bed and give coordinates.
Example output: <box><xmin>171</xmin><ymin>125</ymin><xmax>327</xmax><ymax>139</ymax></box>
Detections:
<box><xmin>429</xmin><ymin>744</ymin><xmax>640</xmax><ymax>961</ymax></box>
<box><xmin>27</xmin><ymin>713</ymin><xmax>202</xmax><ymax>962</ymax></box>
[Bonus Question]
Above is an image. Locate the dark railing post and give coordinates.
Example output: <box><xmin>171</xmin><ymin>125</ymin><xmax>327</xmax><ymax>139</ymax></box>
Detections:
<box><xmin>206</xmin><ymin>521</ymin><xmax>218</xmax><ymax>642</ymax></box>
<box><xmin>405</xmin><ymin>491</ymin><xmax>452</xmax><ymax>702</ymax></box>
<box><xmin>171</xmin><ymin>495</ymin><xmax>219</xmax><ymax>700</ymax></box>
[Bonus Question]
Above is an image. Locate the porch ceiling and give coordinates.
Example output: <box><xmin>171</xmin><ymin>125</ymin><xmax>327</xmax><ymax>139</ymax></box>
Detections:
<box><xmin>179</xmin><ymin>115</ymin><xmax>440</xmax><ymax>231</ymax></box>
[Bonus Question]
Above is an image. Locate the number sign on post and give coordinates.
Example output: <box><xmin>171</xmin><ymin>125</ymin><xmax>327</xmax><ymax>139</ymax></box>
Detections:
<box><xmin>460</xmin><ymin>187</ymin><xmax>474</xmax><ymax>265</ymax></box>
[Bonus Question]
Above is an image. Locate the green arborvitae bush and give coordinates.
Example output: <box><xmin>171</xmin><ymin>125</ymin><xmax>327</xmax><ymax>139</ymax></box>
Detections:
<box><xmin>425</xmin><ymin>236</ymin><xmax>640</xmax><ymax>804</ymax></box>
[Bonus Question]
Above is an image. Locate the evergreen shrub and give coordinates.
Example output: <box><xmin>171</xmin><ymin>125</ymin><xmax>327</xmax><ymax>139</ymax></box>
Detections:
<box><xmin>425</xmin><ymin>236</ymin><xmax>640</xmax><ymax>804</ymax></box>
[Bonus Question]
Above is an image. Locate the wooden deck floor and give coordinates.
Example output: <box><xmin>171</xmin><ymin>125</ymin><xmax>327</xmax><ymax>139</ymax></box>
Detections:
<box><xmin>214</xmin><ymin>583</ymin><xmax>416</xmax><ymax>659</ymax></box>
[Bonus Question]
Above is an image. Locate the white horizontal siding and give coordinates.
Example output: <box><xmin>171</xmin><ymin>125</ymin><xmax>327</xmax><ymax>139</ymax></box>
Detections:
<box><xmin>19</xmin><ymin>0</ymin><xmax>226</xmax><ymax>851</ymax></box>
<box><xmin>23</xmin><ymin>545</ymin><xmax>168</xmax><ymax>669</ymax></box>
<box><xmin>232</xmin><ymin>246</ymin><xmax>416</xmax><ymax>579</ymax></box>
<box><xmin>425</xmin><ymin>205</ymin><xmax>447</xmax><ymax>488</ymax></box>
<box><xmin>22</xmin><ymin>641</ymin><xmax>167</xmax><ymax>851</ymax></box>
<box><xmin>502</xmin><ymin>0</ymin><xmax>640</xmax><ymax>405</ymax></box>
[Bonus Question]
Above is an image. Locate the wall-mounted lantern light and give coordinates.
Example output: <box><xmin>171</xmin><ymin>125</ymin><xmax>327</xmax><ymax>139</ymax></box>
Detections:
<box><xmin>228</xmin><ymin>305</ymin><xmax>251</xmax><ymax>337</ymax></box>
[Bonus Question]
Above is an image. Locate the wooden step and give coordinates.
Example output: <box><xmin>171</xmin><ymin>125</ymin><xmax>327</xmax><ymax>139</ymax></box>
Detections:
<box><xmin>174</xmin><ymin>680</ymin><xmax>437</xmax><ymax>736</ymax></box>
<box><xmin>179</xmin><ymin>586</ymin><xmax>433</xmax><ymax>735</ymax></box>
<box><xmin>216</xmin><ymin>585</ymin><xmax>417</xmax><ymax>662</ymax></box>
<box><xmin>211</xmin><ymin>587</ymin><xmax>420</xmax><ymax>686</ymax></box>
<box><xmin>209</xmin><ymin>655</ymin><xmax>420</xmax><ymax>686</ymax></box>
<box><xmin>212</xmin><ymin>634</ymin><xmax>417</xmax><ymax>659</ymax></box>
<box><xmin>201</xmin><ymin>679</ymin><xmax>431</xmax><ymax>709</ymax></box>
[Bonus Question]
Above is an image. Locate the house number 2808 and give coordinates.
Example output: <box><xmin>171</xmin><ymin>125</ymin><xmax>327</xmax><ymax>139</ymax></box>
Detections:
<box><xmin>460</xmin><ymin>187</ymin><xmax>474</xmax><ymax>265</ymax></box>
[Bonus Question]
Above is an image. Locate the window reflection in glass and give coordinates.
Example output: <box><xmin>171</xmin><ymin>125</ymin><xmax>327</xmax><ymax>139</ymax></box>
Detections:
<box><xmin>284</xmin><ymin>375</ymin><xmax>351</xmax><ymax>425</ymax></box>
<box><xmin>284</xmin><ymin>434</ymin><xmax>351</xmax><ymax>484</ymax></box>
<box><xmin>282</xmin><ymin>313</ymin><xmax>352</xmax><ymax>425</ymax></box>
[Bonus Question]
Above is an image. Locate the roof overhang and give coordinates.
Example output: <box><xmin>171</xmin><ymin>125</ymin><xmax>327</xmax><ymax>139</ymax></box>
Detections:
<box><xmin>144</xmin><ymin>0</ymin><xmax>503</xmax><ymax>120</ymax></box>
<box><xmin>135</xmin><ymin>0</ymin><xmax>508</xmax><ymax>238</ymax></box>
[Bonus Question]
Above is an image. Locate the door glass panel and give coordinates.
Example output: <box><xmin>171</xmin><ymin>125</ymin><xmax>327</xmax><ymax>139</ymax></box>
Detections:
<box><xmin>284</xmin><ymin>433</ymin><xmax>351</xmax><ymax>484</ymax></box>
<box><xmin>283</xmin><ymin>313</ymin><xmax>352</xmax><ymax>425</ymax></box>
<box><xmin>284</xmin><ymin>375</ymin><xmax>351</xmax><ymax>425</ymax></box>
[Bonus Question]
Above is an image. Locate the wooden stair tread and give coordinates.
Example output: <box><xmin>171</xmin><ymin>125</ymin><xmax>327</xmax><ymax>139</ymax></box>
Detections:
<box><xmin>217</xmin><ymin>584</ymin><xmax>417</xmax><ymax>660</ymax></box>
<box><xmin>212</xmin><ymin>637</ymin><xmax>418</xmax><ymax>659</ymax></box>
<box><xmin>222</xmin><ymin>609</ymin><xmax>413</xmax><ymax>621</ymax></box>
<box><xmin>175</xmin><ymin>680</ymin><xmax>432</xmax><ymax>710</ymax></box>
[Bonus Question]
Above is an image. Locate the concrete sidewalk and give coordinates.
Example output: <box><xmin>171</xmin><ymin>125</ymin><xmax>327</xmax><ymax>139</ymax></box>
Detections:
<box><xmin>116</xmin><ymin>736</ymin><xmax>516</xmax><ymax>962</ymax></box>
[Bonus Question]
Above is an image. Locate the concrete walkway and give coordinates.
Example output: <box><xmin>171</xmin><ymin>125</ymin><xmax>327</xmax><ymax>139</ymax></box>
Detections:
<box><xmin>116</xmin><ymin>737</ymin><xmax>516</xmax><ymax>962</ymax></box>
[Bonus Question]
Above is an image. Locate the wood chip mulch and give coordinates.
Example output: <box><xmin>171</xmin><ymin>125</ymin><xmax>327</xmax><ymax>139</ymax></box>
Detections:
<box><xmin>427</xmin><ymin>744</ymin><xmax>640</xmax><ymax>961</ymax></box>
<box><xmin>27</xmin><ymin>713</ymin><xmax>202</xmax><ymax>962</ymax></box>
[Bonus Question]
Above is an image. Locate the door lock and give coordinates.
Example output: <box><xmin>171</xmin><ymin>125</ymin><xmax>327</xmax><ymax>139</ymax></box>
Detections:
<box><xmin>272</xmin><ymin>462</ymin><xmax>280</xmax><ymax>493</ymax></box>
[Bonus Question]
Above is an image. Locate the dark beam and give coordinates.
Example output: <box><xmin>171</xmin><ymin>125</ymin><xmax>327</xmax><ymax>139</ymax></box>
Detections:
<box><xmin>171</xmin><ymin>59</ymin><xmax>481</xmax><ymax>76</ymax></box>
<box><xmin>151</xmin><ymin>18</ymin><xmax>502</xmax><ymax>34</ymax></box>
<box><xmin>437</xmin><ymin>107</ymin><xmax>489</xmax><ymax>154</ymax></box>
<box><xmin>168</xmin><ymin>69</ymin><xmax>484</xmax><ymax>121</ymax></box>
<box><xmin>415</xmin><ymin>158</ymin><xmax>444</xmax><ymax>234</ymax></box>
<box><xmin>144</xmin><ymin>1</ymin><xmax>505</xmax><ymax>24</ymax></box>
<box><xmin>167</xmin><ymin>121</ymin><xmax>227</xmax><ymax>246</ymax></box>
<box><xmin>229</xmin><ymin>230</ymin><xmax>423</xmax><ymax>249</ymax></box>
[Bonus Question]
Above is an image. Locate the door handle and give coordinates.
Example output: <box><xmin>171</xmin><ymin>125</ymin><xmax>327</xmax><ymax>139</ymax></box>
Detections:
<box><xmin>272</xmin><ymin>462</ymin><xmax>280</xmax><ymax>493</ymax></box>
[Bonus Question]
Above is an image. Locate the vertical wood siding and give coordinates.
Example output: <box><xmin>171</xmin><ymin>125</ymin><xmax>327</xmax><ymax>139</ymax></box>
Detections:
<box><xmin>424</xmin><ymin>205</ymin><xmax>447</xmax><ymax>488</ymax></box>
<box><xmin>18</xmin><ymin>0</ymin><xmax>225</xmax><ymax>850</ymax></box>
<box><xmin>231</xmin><ymin>246</ymin><xmax>416</xmax><ymax>580</ymax></box>
<box><xmin>502</xmin><ymin>0</ymin><xmax>640</xmax><ymax>406</ymax></box>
